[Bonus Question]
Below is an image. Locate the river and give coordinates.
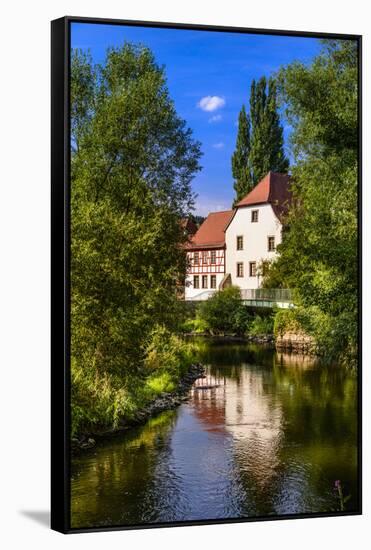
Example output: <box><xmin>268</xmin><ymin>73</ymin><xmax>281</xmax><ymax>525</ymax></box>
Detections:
<box><xmin>71</xmin><ymin>339</ymin><xmax>358</xmax><ymax>529</ymax></box>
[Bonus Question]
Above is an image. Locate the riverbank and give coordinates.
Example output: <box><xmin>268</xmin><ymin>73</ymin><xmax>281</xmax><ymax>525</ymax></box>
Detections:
<box><xmin>183</xmin><ymin>332</ymin><xmax>275</xmax><ymax>346</ymax></box>
<box><xmin>72</xmin><ymin>362</ymin><xmax>205</xmax><ymax>453</ymax></box>
<box><xmin>183</xmin><ymin>332</ymin><xmax>321</xmax><ymax>356</ymax></box>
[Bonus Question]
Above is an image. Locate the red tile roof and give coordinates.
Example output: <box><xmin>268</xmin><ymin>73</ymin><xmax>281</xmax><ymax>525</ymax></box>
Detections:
<box><xmin>188</xmin><ymin>210</ymin><xmax>234</xmax><ymax>249</ymax></box>
<box><xmin>235</xmin><ymin>171</ymin><xmax>291</xmax><ymax>221</ymax></box>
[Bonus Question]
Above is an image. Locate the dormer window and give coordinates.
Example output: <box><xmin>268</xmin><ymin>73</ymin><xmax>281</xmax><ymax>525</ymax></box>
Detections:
<box><xmin>251</xmin><ymin>210</ymin><xmax>259</xmax><ymax>222</ymax></box>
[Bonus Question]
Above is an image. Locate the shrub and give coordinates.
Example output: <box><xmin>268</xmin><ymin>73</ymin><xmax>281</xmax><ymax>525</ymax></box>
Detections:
<box><xmin>143</xmin><ymin>324</ymin><xmax>195</xmax><ymax>377</ymax></box>
<box><xmin>274</xmin><ymin>306</ymin><xmax>326</xmax><ymax>340</ymax></box>
<box><xmin>145</xmin><ymin>372</ymin><xmax>176</xmax><ymax>395</ymax></box>
<box><xmin>180</xmin><ymin>317</ymin><xmax>209</xmax><ymax>334</ymax></box>
<box><xmin>232</xmin><ymin>306</ymin><xmax>253</xmax><ymax>335</ymax></box>
<box><xmin>249</xmin><ymin>315</ymin><xmax>274</xmax><ymax>336</ymax></box>
<box><xmin>71</xmin><ymin>324</ymin><xmax>196</xmax><ymax>438</ymax></box>
<box><xmin>71</xmin><ymin>357</ymin><xmax>136</xmax><ymax>437</ymax></box>
<box><xmin>197</xmin><ymin>286</ymin><xmax>249</xmax><ymax>335</ymax></box>
<box><xmin>273</xmin><ymin>306</ymin><xmax>357</xmax><ymax>365</ymax></box>
<box><xmin>274</xmin><ymin>308</ymin><xmax>302</xmax><ymax>337</ymax></box>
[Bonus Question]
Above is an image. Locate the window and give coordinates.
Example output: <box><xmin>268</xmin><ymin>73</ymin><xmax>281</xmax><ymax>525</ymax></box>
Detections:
<box><xmin>236</xmin><ymin>262</ymin><xmax>244</xmax><ymax>277</ymax></box>
<box><xmin>194</xmin><ymin>252</ymin><xmax>199</xmax><ymax>265</ymax></box>
<box><xmin>251</xmin><ymin>210</ymin><xmax>259</xmax><ymax>222</ymax></box>
<box><xmin>268</xmin><ymin>236</ymin><xmax>275</xmax><ymax>251</ymax></box>
<box><xmin>236</xmin><ymin>235</ymin><xmax>244</xmax><ymax>250</ymax></box>
<box><xmin>202</xmin><ymin>251</ymin><xmax>208</xmax><ymax>265</ymax></box>
<box><xmin>210</xmin><ymin>275</ymin><xmax>216</xmax><ymax>289</ymax></box>
<box><xmin>193</xmin><ymin>275</ymin><xmax>199</xmax><ymax>289</ymax></box>
<box><xmin>249</xmin><ymin>262</ymin><xmax>257</xmax><ymax>277</ymax></box>
<box><xmin>202</xmin><ymin>275</ymin><xmax>208</xmax><ymax>288</ymax></box>
<box><xmin>210</xmin><ymin>250</ymin><xmax>216</xmax><ymax>264</ymax></box>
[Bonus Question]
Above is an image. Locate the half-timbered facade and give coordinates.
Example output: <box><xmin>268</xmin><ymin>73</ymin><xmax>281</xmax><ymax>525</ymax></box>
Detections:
<box><xmin>184</xmin><ymin>210</ymin><xmax>233</xmax><ymax>300</ymax></box>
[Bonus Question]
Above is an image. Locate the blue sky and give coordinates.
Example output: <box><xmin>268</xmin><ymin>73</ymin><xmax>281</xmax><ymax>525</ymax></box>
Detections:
<box><xmin>71</xmin><ymin>23</ymin><xmax>321</xmax><ymax>215</ymax></box>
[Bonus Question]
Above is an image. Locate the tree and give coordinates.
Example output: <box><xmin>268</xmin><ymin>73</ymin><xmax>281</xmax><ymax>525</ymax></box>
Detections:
<box><xmin>70</xmin><ymin>44</ymin><xmax>202</xmax><ymax>433</ymax></box>
<box><xmin>190</xmin><ymin>214</ymin><xmax>205</xmax><ymax>228</ymax></box>
<box><xmin>249</xmin><ymin>76</ymin><xmax>289</xmax><ymax>185</ymax></box>
<box><xmin>197</xmin><ymin>286</ymin><xmax>249</xmax><ymax>335</ymax></box>
<box><xmin>264</xmin><ymin>40</ymin><xmax>358</xmax><ymax>364</ymax></box>
<box><xmin>232</xmin><ymin>77</ymin><xmax>289</xmax><ymax>205</ymax></box>
<box><xmin>231</xmin><ymin>105</ymin><xmax>252</xmax><ymax>204</ymax></box>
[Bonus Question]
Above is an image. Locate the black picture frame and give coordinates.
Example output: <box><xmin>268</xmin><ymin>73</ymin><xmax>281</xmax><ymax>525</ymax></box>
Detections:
<box><xmin>51</xmin><ymin>15</ymin><xmax>362</xmax><ymax>534</ymax></box>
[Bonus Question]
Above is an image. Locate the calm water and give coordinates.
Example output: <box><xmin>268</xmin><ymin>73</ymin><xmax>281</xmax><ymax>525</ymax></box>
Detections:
<box><xmin>71</xmin><ymin>340</ymin><xmax>359</xmax><ymax>529</ymax></box>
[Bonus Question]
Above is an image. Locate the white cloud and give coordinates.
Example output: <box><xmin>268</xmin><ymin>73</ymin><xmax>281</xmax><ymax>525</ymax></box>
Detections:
<box><xmin>212</xmin><ymin>142</ymin><xmax>225</xmax><ymax>149</ymax></box>
<box><xmin>197</xmin><ymin>95</ymin><xmax>225</xmax><ymax>112</ymax></box>
<box><xmin>208</xmin><ymin>114</ymin><xmax>222</xmax><ymax>123</ymax></box>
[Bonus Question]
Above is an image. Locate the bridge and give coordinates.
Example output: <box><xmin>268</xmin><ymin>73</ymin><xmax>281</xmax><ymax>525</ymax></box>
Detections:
<box><xmin>240</xmin><ymin>288</ymin><xmax>293</xmax><ymax>308</ymax></box>
<box><xmin>185</xmin><ymin>288</ymin><xmax>294</xmax><ymax>309</ymax></box>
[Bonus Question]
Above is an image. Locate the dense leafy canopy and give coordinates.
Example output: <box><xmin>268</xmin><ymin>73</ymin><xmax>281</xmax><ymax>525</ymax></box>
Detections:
<box><xmin>70</xmin><ymin>45</ymin><xmax>202</xmax><ymax>435</ymax></box>
<box><xmin>264</xmin><ymin>40</ymin><xmax>358</xmax><ymax>365</ymax></box>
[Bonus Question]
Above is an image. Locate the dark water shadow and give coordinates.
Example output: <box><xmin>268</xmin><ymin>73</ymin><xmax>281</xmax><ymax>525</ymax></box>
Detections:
<box><xmin>20</xmin><ymin>510</ymin><xmax>50</xmax><ymax>528</ymax></box>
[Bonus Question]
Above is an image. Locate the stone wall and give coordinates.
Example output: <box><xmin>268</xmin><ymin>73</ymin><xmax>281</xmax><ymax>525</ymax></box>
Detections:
<box><xmin>275</xmin><ymin>331</ymin><xmax>317</xmax><ymax>355</ymax></box>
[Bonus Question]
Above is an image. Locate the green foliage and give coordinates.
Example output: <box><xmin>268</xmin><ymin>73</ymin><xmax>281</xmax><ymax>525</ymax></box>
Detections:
<box><xmin>249</xmin><ymin>77</ymin><xmax>289</xmax><ymax>185</ymax></box>
<box><xmin>274</xmin><ymin>308</ymin><xmax>302</xmax><ymax>337</ymax></box>
<box><xmin>143</xmin><ymin>325</ymin><xmax>195</xmax><ymax>377</ymax></box>
<box><xmin>271</xmin><ymin>40</ymin><xmax>358</xmax><ymax>365</ymax></box>
<box><xmin>140</xmin><ymin>325</ymin><xmax>197</xmax><ymax>399</ymax></box>
<box><xmin>196</xmin><ymin>287</ymin><xmax>250</xmax><ymax>335</ymax></box>
<box><xmin>259</xmin><ymin>259</ymin><xmax>286</xmax><ymax>289</ymax></box>
<box><xmin>232</xmin><ymin>105</ymin><xmax>252</xmax><ymax>204</ymax></box>
<box><xmin>232</xmin><ymin>77</ymin><xmax>289</xmax><ymax>204</ymax></box>
<box><xmin>145</xmin><ymin>373</ymin><xmax>175</xmax><ymax>395</ymax></box>
<box><xmin>71</xmin><ymin>325</ymin><xmax>195</xmax><ymax>437</ymax></box>
<box><xmin>70</xmin><ymin>44</ymin><xmax>202</xmax><ymax>436</ymax></box>
<box><xmin>71</xmin><ymin>357</ymin><xmax>136</xmax><ymax>437</ymax></box>
<box><xmin>190</xmin><ymin>215</ymin><xmax>205</xmax><ymax>228</ymax></box>
<box><xmin>249</xmin><ymin>315</ymin><xmax>274</xmax><ymax>336</ymax></box>
<box><xmin>181</xmin><ymin>317</ymin><xmax>209</xmax><ymax>334</ymax></box>
<box><xmin>274</xmin><ymin>305</ymin><xmax>357</xmax><ymax>367</ymax></box>
<box><xmin>181</xmin><ymin>289</ymin><xmax>277</xmax><ymax>337</ymax></box>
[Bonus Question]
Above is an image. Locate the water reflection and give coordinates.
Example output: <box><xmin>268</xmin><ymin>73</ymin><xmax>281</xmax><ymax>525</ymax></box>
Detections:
<box><xmin>71</xmin><ymin>340</ymin><xmax>358</xmax><ymax>528</ymax></box>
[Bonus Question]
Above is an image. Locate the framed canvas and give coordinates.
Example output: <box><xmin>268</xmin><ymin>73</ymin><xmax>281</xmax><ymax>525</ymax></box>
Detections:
<box><xmin>51</xmin><ymin>16</ymin><xmax>362</xmax><ymax>533</ymax></box>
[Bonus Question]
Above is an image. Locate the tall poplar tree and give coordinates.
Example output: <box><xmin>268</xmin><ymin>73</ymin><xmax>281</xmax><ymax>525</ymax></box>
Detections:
<box><xmin>232</xmin><ymin>76</ymin><xmax>289</xmax><ymax>205</ymax></box>
<box><xmin>249</xmin><ymin>76</ymin><xmax>289</xmax><ymax>184</ymax></box>
<box><xmin>231</xmin><ymin>105</ymin><xmax>252</xmax><ymax>205</ymax></box>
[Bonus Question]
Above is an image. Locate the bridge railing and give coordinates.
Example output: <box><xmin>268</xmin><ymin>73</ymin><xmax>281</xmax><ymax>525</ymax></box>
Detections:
<box><xmin>186</xmin><ymin>288</ymin><xmax>293</xmax><ymax>304</ymax></box>
<box><xmin>240</xmin><ymin>288</ymin><xmax>293</xmax><ymax>303</ymax></box>
<box><xmin>187</xmin><ymin>290</ymin><xmax>216</xmax><ymax>301</ymax></box>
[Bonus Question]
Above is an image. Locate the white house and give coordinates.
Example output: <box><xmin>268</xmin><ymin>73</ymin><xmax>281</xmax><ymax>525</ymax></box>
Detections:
<box><xmin>184</xmin><ymin>172</ymin><xmax>291</xmax><ymax>300</ymax></box>
<box><xmin>225</xmin><ymin>172</ymin><xmax>291</xmax><ymax>291</ymax></box>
